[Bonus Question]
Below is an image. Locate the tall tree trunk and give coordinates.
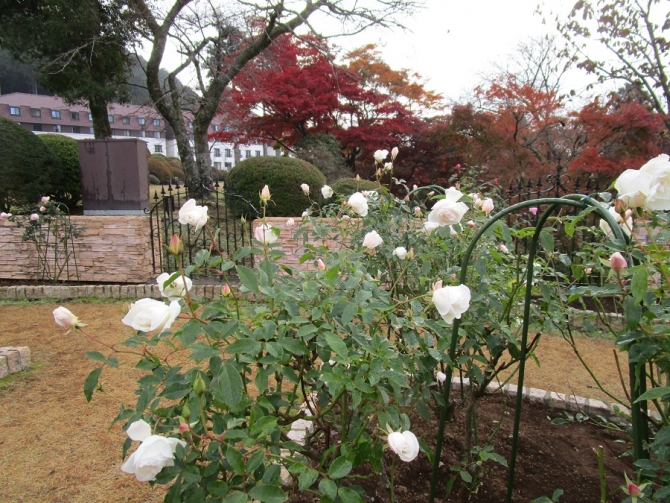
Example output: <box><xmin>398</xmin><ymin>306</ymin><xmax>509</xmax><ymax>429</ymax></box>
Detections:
<box><xmin>88</xmin><ymin>94</ymin><xmax>112</xmax><ymax>139</ymax></box>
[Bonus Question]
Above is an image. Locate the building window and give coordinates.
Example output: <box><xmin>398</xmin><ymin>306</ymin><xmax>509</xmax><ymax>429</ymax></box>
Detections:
<box><xmin>224</xmin><ymin>162</ymin><xmax>232</xmax><ymax>170</ymax></box>
<box><xmin>245</xmin><ymin>150</ymin><xmax>251</xmax><ymax>158</ymax></box>
<box><xmin>225</xmin><ymin>148</ymin><xmax>232</xmax><ymax>158</ymax></box>
<box><xmin>71</xmin><ymin>112</ymin><xmax>80</xmax><ymax>120</ymax></box>
<box><xmin>153</xmin><ymin>119</ymin><xmax>161</xmax><ymax>126</ymax></box>
<box><xmin>154</xmin><ymin>131</ymin><xmax>161</xmax><ymax>139</ymax></box>
<box><xmin>138</xmin><ymin>117</ymin><xmax>146</xmax><ymax>125</ymax></box>
<box><xmin>107</xmin><ymin>115</ymin><xmax>114</xmax><ymax>123</ymax></box>
<box><xmin>54</xmin><ymin>124</ymin><xmax>62</xmax><ymax>133</ymax></box>
<box><xmin>122</xmin><ymin>116</ymin><xmax>130</xmax><ymax>124</ymax></box>
<box><xmin>214</xmin><ymin>148</ymin><xmax>221</xmax><ymax>157</ymax></box>
<box><xmin>33</xmin><ymin>124</ymin><xmax>43</xmax><ymax>132</ymax></box>
<box><xmin>214</xmin><ymin>162</ymin><xmax>222</xmax><ymax>169</ymax></box>
<box><xmin>72</xmin><ymin>126</ymin><xmax>81</xmax><ymax>134</ymax></box>
<box><xmin>140</xmin><ymin>130</ymin><xmax>147</xmax><ymax>138</ymax></box>
<box><xmin>51</xmin><ymin>110</ymin><xmax>61</xmax><ymax>119</ymax></box>
<box><xmin>9</xmin><ymin>106</ymin><xmax>20</xmax><ymax>116</ymax></box>
<box><xmin>213</xmin><ymin>124</ymin><xmax>219</xmax><ymax>131</ymax></box>
<box><xmin>154</xmin><ymin>145</ymin><xmax>163</xmax><ymax>153</ymax></box>
<box><xmin>89</xmin><ymin>127</ymin><xmax>94</xmax><ymax>134</ymax></box>
<box><xmin>31</xmin><ymin>108</ymin><xmax>41</xmax><ymax>118</ymax></box>
<box><xmin>123</xmin><ymin>129</ymin><xmax>131</xmax><ymax>137</ymax></box>
<box><xmin>255</xmin><ymin>151</ymin><xmax>261</xmax><ymax>157</ymax></box>
<box><xmin>88</xmin><ymin>113</ymin><xmax>93</xmax><ymax>121</ymax></box>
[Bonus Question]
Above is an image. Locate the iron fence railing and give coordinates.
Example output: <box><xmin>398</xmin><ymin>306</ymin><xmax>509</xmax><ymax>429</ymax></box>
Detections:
<box><xmin>147</xmin><ymin>179</ymin><xmax>261</xmax><ymax>277</ymax></box>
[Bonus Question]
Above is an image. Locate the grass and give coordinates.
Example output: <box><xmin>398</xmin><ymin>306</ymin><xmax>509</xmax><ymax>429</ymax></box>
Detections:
<box><xmin>0</xmin><ymin>361</ymin><xmax>42</xmax><ymax>392</ymax></box>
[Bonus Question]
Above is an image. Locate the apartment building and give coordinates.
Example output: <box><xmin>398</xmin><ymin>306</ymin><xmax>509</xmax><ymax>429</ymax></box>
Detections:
<box><xmin>0</xmin><ymin>93</ymin><xmax>275</xmax><ymax>170</ymax></box>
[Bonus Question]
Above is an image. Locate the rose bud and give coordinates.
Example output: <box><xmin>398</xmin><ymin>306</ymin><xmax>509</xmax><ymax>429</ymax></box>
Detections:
<box><xmin>609</xmin><ymin>252</ymin><xmax>627</xmax><ymax>271</ymax></box>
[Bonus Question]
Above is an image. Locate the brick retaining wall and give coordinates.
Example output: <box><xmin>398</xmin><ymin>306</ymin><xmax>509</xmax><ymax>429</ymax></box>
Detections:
<box><xmin>0</xmin><ymin>216</ymin><xmax>154</xmax><ymax>283</ymax></box>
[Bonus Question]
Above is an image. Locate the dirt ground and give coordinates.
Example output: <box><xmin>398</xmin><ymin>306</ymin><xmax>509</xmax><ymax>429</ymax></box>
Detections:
<box><xmin>0</xmin><ymin>301</ymin><xmax>629</xmax><ymax>503</ymax></box>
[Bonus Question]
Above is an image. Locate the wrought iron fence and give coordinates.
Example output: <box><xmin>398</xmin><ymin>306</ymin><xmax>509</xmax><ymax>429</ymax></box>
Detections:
<box><xmin>147</xmin><ymin>179</ymin><xmax>261</xmax><ymax>277</ymax></box>
<box><xmin>500</xmin><ymin>169</ymin><xmax>608</xmax><ymax>282</ymax></box>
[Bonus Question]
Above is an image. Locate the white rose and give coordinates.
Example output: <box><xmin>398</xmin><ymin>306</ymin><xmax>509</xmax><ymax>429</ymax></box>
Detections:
<box><xmin>321</xmin><ymin>185</ymin><xmax>333</xmax><ymax>199</ymax></box>
<box><xmin>121</xmin><ymin>420</ymin><xmax>186</xmax><ymax>482</ymax></box>
<box><xmin>286</xmin><ymin>218</ymin><xmax>295</xmax><ymax>228</ymax></box>
<box><xmin>599</xmin><ymin>206</ymin><xmax>632</xmax><ymax>238</ymax></box>
<box><xmin>254</xmin><ymin>224</ymin><xmax>278</xmax><ymax>244</ymax></box>
<box><xmin>640</xmin><ymin>154</ymin><xmax>670</xmax><ymax>210</ymax></box>
<box><xmin>178</xmin><ymin>199</ymin><xmax>208</xmax><ymax>232</ymax></box>
<box><xmin>423</xmin><ymin>221</ymin><xmax>440</xmax><ymax>234</ymax></box>
<box><xmin>387</xmin><ymin>430</ymin><xmax>420</xmax><ymax>462</ymax></box>
<box><xmin>374</xmin><ymin>149</ymin><xmax>389</xmax><ymax>163</ymax></box>
<box><xmin>122</xmin><ymin>298</ymin><xmax>181</xmax><ymax>333</ymax></box>
<box><xmin>436</xmin><ymin>371</ymin><xmax>447</xmax><ymax>383</ymax></box>
<box><xmin>347</xmin><ymin>192</ymin><xmax>368</xmax><ymax>217</ymax></box>
<box><xmin>432</xmin><ymin>283</ymin><xmax>471</xmax><ymax>324</ymax></box>
<box><xmin>427</xmin><ymin>187</ymin><xmax>468</xmax><ymax>227</ymax></box>
<box><xmin>156</xmin><ymin>273</ymin><xmax>192</xmax><ymax>301</ymax></box>
<box><xmin>53</xmin><ymin>306</ymin><xmax>80</xmax><ymax>328</ymax></box>
<box><xmin>300</xmin><ymin>183</ymin><xmax>310</xmax><ymax>195</ymax></box>
<box><xmin>614</xmin><ymin>169</ymin><xmax>655</xmax><ymax>208</ymax></box>
<box><xmin>362</xmin><ymin>230</ymin><xmax>383</xmax><ymax>249</ymax></box>
<box><xmin>392</xmin><ymin>246</ymin><xmax>408</xmax><ymax>259</ymax></box>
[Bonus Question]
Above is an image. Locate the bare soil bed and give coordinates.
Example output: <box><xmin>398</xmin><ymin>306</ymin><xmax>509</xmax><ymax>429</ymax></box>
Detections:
<box><xmin>0</xmin><ymin>301</ymin><xmax>630</xmax><ymax>503</ymax></box>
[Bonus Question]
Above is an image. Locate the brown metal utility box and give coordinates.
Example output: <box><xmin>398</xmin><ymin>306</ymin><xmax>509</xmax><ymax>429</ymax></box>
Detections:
<box><xmin>77</xmin><ymin>138</ymin><xmax>150</xmax><ymax>215</ymax></box>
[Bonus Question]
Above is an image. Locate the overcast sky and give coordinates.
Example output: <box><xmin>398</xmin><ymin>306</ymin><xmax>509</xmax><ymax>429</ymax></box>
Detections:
<box><xmin>324</xmin><ymin>0</ymin><xmax>596</xmax><ymax>103</ymax></box>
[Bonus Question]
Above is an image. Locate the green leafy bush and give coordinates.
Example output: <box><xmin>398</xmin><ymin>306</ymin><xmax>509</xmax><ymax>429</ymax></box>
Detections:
<box><xmin>38</xmin><ymin>134</ymin><xmax>82</xmax><ymax>211</ymax></box>
<box><xmin>0</xmin><ymin>117</ymin><xmax>59</xmax><ymax>211</ymax></box>
<box><xmin>227</xmin><ymin>156</ymin><xmax>326</xmax><ymax>216</ymax></box>
<box><xmin>166</xmin><ymin>157</ymin><xmax>185</xmax><ymax>180</ymax></box>
<box><xmin>148</xmin><ymin>157</ymin><xmax>172</xmax><ymax>184</ymax></box>
<box><xmin>331</xmin><ymin>177</ymin><xmax>384</xmax><ymax>197</ymax></box>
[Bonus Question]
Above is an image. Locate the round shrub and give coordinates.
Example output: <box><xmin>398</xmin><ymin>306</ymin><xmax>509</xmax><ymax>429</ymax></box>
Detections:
<box><xmin>151</xmin><ymin>153</ymin><xmax>169</xmax><ymax>163</ymax></box>
<box><xmin>167</xmin><ymin>157</ymin><xmax>185</xmax><ymax>180</ymax></box>
<box><xmin>211</xmin><ymin>169</ymin><xmax>228</xmax><ymax>183</ymax></box>
<box><xmin>331</xmin><ymin>177</ymin><xmax>384</xmax><ymax>198</ymax></box>
<box><xmin>149</xmin><ymin>174</ymin><xmax>161</xmax><ymax>185</ymax></box>
<box><xmin>227</xmin><ymin>156</ymin><xmax>326</xmax><ymax>217</ymax></box>
<box><xmin>148</xmin><ymin>157</ymin><xmax>172</xmax><ymax>184</ymax></box>
<box><xmin>39</xmin><ymin>134</ymin><xmax>82</xmax><ymax>211</ymax></box>
<box><xmin>0</xmin><ymin>117</ymin><xmax>59</xmax><ymax>211</ymax></box>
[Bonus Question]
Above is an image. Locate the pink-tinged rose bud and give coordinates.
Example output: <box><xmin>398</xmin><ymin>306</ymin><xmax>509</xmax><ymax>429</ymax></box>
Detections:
<box><xmin>455</xmin><ymin>164</ymin><xmax>461</xmax><ymax>169</ymax></box>
<box><xmin>585</xmin><ymin>267</ymin><xmax>593</xmax><ymax>274</ymax></box>
<box><xmin>30</xmin><ymin>213</ymin><xmax>39</xmax><ymax>221</ymax></box>
<box><xmin>53</xmin><ymin>306</ymin><xmax>81</xmax><ymax>329</ymax></box>
<box><xmin>427</xmin><ymin>191</ymin><xmax>435</xmax><ymax>197</ymax></box>
<box><xmin>317</xmin><ymin>259</ymin><xmax>326</xmax><ymax>270</ymax></box>
<box><xmin>324</xmin><ymin>240</ymin><xmax>331</xmax><ymax>247</ymax></box>
<box><xmin>467</xmin><ymin>220</ymin><xmax>475</xmax><ymax>228</ymax></box>
<box><xmin>41</xmin><ymin>196</ymin><xmax>50</xmax><ymax>203</ymax></box>
<box><xmin>449</xmin><ymin>226</ymin><xmax>458</xmax><ymax>235</ymax></box>
<box><xmin>40</xmin><ymin>206</ymin><xmax>46</xmax><ymax>212</ymax></box>
<box><xmin>493</xmin><ymin>178</ymin><xmax>499</xmax><ymax>185</ymax></box>
<box><xmin>412</xmin><ymin>184</ymin><xmax>418</xmax><ymax>191</ymax></box>
<box><xmin>179</xmin><ymin>423</ymin><xmax>190</xmax><ymax>433</ymax></box>
<box><xmin>167</xmin><ymin>234</ymin><xmax>183</xmax><ymax>256</ymax></box>
<box><xmin>481</xmin><ymin>198</ymin><xmax>494</xmax><ymax>216</ymax></box>
<box><xmin>0</xmin><ymin>212</ymin><xmax>8</xmax><ymax>218</ymax></box>
<box><xmin>356</xmin><ymin>174</ymin><xmax>360</xmax><ymax>180</ymax></box>
<box><xmin>454</xmin><ymin>182</ymin><xmax>460</xmax><ymax>189</ymax></box>
<box><xmin>406</xmin><ymin>247</ymin><xmax>415</xmax><ymax>260</ymax></box>
<box><xmin>260</xmin><ymin>185</ymin><xmax>271</xmax><ymax>203</ymax></box>
<box><xmin>413</xmin><ymin>207</ymin><xmax>422</xmax><ymax>216</ymax></box>
<box><xmin>529</xmin><ymin>207</ymin><xmax>538</xmax><ymax>215</ymax></box>
<box><xmin>499</xmin><ymin>244</ymin><xmax>509</xmax><ymax>254</ymax></box>
<box><xmin>362</xmin><ymin>230</ymin><xmax>383</xmax><ymax>250</ymax></box>
<box><xmin>614</xmin><ymin>198</ymin><xmax>628</xmax><ymax>216</ymax></box>
<box><xmin>627</xmin><ymin>482</ymin><xmax>642</xmax><ymax>497</ymax></box>
<box><xmin>433</xmin><ymin>280</ymin><xmax>443</xmax><ymax>291</ymax></box>
<box><xmin>376</xmin><ymin>168</ymin><xmax>382</xmax><ymax>176</ymax></box>
<box><xmin>222</xmin><ymin>284</ymin><xmax>231</xmax><ymax>297</ymax></box>
<box><xmin>609</xmin><ymin>252</ymin><xmax>627</xmax><ymax>271</ymax></box>
<box><xmin>300</xmin><ymin>183</ymin><xmax>309</xmax><ymax>195</ymax></box>
<box><xmin>436</xmin><ymin>371</ymin><xmax>447</xmax><ymax>383</ymax></box>
<box><xmin>391</xmin><ymin>147</ymin><xmax>399</xmax><ymax>160</ymax></box>
<box><xmin>625</xmin><ymin>209</ymin><xmax>633</xmax><ymax>219</ymax></box>
<box><xmin>450</xmin><ymin>274</ymin><xmax>457</xmax><ymax>280</ymax></box>
<box><xmin>342</xmin><ymin>215</ymin><xmax>350</xmax><ymax>220</ymax></box>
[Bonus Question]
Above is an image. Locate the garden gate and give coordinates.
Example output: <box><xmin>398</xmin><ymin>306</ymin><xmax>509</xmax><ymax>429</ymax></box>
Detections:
<box><xmin>147</xmin><ymin>179</ymin><xmax>261</xmax><ymax>276</ymax></box>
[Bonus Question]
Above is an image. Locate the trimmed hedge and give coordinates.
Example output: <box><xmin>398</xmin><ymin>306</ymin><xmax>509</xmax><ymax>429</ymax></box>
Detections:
<box><xmin>167</xmin><ymin>157</ymin><xmax>185</xmax><ymax>180</ymax></box>
<box><xmin>148</xmin><ymin>157</ymin><xmax>172</xmax><ymax>184</ymax></box>
<box><xmin>331</xmin><ymin>177</ymin><xmax>385</xmax><ymax>198</ymax></box>
<box><xmin>39</xmin><ymin>134</ymin><xmax>82</xmax><ymax>210</ymax></box>
<box><xmin>227</xmin><ymin>156</ymin><xmax>326</xmax><ymax>217</ymax></box>
<box><xmin>0</xmin><ymin>118</ymin><xmax>59</xmax><ymax>211</ymax></box>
